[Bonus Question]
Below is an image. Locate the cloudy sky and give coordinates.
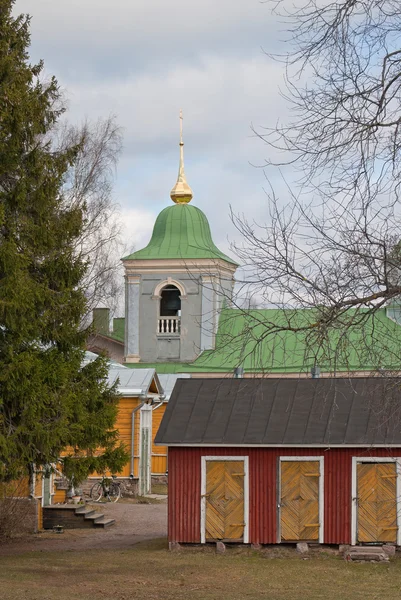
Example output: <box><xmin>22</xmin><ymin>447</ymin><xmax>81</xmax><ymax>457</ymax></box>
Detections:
<box><xmin>15</xmin><ymin>0</ymin><xmax>289</xmax><ymax>262</ymax></box>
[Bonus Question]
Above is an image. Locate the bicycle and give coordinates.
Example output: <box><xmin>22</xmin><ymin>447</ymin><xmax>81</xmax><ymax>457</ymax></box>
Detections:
<box><xmin>90</xmin><ymin>475</ymin><xmax>121</xmax><ymax>503</ymax></box>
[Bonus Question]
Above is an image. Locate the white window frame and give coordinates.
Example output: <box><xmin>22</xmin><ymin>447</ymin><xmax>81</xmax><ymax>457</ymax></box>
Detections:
<box><xmin>41</xmin><ymin>467</ymin><xmax>55</xmax><ymax>507</ymax></box>
<box><xmin>200</xmin><ymin>456</ymin><xmax>249</xmax><ymax>544</ymax></box>
<box><xmin>278</xmin><ymin>456</ymin><xmax>324</xmax><ymax>544</ymax></box>
<box><xmin>351</xmin><ymin>456</ymin><xmax>401</xmax><ymax>546</ymax></box>
<box><xmin>153</xmin><ymin>278</ymin><xmax>186</xmax><ymax>298</ymax></box>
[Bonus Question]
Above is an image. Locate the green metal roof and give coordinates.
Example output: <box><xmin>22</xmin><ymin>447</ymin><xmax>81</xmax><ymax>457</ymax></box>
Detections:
<box><xmin>110</xmin><ymin>318</ymin><xmax>125</xmax><ymax>343</ymax></box>
<box><xmin>190</xmin><ymin>307</ymin><xmax>401</xmax><ymax>373</ymax></box>
<box><xmin>124</xmin><ymin>306</ymin><xmax>401</xmax><ymax>374</ymax></box>
<box><xmin>95</xmin><ymin>317</ymin><xmax>124</xmax><ymax>344</ymax></box>
<box><xmin>122</xmin><ymin>204</ymin><xmax>237</xmax><ymax>265</ymax></box>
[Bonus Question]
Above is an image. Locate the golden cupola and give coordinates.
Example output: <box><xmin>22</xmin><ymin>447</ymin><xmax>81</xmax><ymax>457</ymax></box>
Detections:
<box><xmin>170</xmin><ymin>109</ymin><xmax>193</xmax><ymax>204</ymax></box>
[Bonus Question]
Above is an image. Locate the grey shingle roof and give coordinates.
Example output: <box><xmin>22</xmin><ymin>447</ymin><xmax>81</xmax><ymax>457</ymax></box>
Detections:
<box><xmin>155</xmin><ymin>378</ymin><xmax>401</xmax><ymax>446</ymax></box>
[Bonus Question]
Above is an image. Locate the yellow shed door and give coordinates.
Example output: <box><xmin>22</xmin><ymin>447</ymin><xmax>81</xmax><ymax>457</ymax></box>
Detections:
<box><xmin>205</xmin><ymin>461</ymin><xmax>245</xmax><ymax>542</ymax></box>
<box><xmin>357</xmin><ymin>462</ymin><xmax>398</xmax><ymax>543</ymax></box>
<box><xmin>280</xmin><ymin>461</ymin><xmax>320</xmax><ymax>541</ymax></box>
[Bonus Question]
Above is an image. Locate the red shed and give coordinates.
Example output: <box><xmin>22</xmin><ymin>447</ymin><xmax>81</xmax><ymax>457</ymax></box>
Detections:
<box><xmin>155</xmin><ymin>378</ymin><xmax>401</xmax><ymax>546</ymax></box>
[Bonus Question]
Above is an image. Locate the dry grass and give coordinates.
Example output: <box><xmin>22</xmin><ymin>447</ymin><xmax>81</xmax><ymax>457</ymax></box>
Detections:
<box><xmin>1</xmin><ymin>539</ymin><xmax>401</xmax><ymax>600</ymax></box>
<box><xmin>151</xmin><ymin>482</ymin><xmax>168</xmax><ymax>495</ymax></box>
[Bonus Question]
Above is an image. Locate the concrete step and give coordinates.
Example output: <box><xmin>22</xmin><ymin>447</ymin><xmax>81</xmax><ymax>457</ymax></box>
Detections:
<box><xmin>75</xmin><ymin>506</ymin><xmax>89</xmax><ymax>514</ymax></box>
<box><xmin>93</xmin><ymin>517</ymin><xmax>115</xmax><ymax>528</ymax></box>
<box><xmin>75</xmin><ymin>508</ymin><xmax>96</xmax><ymax>518</ymax></box>
<box><xmin>84</xmin><ymin>513</ymin><xmax>105</xmax><ymax>522</ymax></box>
<box><xmin>43</xmin><ymin>506</ymin><xmax>96</xmax><ymax>529</ymax></box>
<box><xmin>344</xmin><ymin>546</ymin><xmax>390</xmax><ymax>562</ymax></box>
<box><xmin>349</xmin><ymin>545</ymin><xmax>384</xmax><ymax>552</ymax></box>
<box><xmin>43</xmin><ymin>505</ymin><xmax>116</xmax><ymax>530</ymax></box>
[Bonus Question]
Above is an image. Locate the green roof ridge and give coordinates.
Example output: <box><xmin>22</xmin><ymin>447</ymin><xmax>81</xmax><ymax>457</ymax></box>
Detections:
<box><xmin>122</xmin><ymin>204</ymin><xmax>237</xmax><ymax>264</ymax></box>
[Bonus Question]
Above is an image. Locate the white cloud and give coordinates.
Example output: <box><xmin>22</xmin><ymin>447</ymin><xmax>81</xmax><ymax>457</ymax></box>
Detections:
<box><xmin>13</xmin><ymin>0</ymin><xmax>297</xmax><ymax>313</ymax></box>
<box><xmin>63</xmin><ymin>55</ymin><xmax>283</xmax><ymax>153</ymax></box>
<box><xmin>61</xmin><ymin>50</ymin><xmax>287</xmax><ymax>247</ymax></box>
<box><xmin>16</xmin><ymin>0</ymin><xmax>276</xmax><ymax>70</ymax></box>
<box><xmin>120</xmin><ymin>208</ymin><xmax>158</xmax><ymax>255</ymax></box>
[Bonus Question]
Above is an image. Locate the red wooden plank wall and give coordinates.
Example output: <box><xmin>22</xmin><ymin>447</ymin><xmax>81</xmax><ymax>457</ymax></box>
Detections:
<box><xmin>168</xmin><ymin>446</ymin><xmax>401</xmax><ymax>545</ymax></box>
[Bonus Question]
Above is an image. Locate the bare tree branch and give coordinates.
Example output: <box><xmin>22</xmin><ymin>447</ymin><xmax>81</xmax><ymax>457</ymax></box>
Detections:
<box><xmin>228</xmin><ymin>1</ymin><xmax>401</xmax><ymax>375</ymax></box>
<box><xmin>56</xmin><ymin>116</ymin><xmax>125</xmax><ymax>319</ymax></box>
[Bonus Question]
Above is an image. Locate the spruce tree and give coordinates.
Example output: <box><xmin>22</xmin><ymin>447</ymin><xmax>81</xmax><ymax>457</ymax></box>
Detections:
<box><xmin>0</xmin><ymin>1</ymin><xmax>127</xmax><ymax>482</ymax></box>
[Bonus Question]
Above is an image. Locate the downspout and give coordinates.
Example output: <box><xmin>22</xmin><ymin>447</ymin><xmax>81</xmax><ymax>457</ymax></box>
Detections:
<box><xmin>151</xmin><ymin>394</ymin><xmax>166</xmax><ymax>412</ymax></box>
<box><xmin>29</xmin><ymin>463</ymin><xmax>36</xmax><ymax>498</ymax></box>
<box><xmin>130</xmin><ymin>395</ymin><xmax>147</xmax><ymax>477</ymax></box>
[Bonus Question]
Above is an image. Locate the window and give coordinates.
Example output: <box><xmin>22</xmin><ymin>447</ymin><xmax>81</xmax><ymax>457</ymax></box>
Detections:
<box><xmin>160</xmin><ymin>285</ymin><xmax>181</xmax><ymax>317</ymax></box>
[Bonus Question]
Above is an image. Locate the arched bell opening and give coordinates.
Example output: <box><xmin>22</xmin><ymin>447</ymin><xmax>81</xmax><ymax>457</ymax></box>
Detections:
<box><xmin>160</xmin><ymin>285</ymin><xmax>181</xmax><ymax>316</ymax></box>
<box><xmin>158</xmin><ymin>285</ymin><xmax>181</xmax><ymax>335</ymax></box>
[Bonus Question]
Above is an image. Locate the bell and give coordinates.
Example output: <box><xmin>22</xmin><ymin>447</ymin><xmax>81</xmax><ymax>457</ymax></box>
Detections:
<box><xmin>164</xmin><ymin>294</ymin><xmax>181</xmax><ymax>312</ymax></box>
<box><xmin>160</xmin><ymin>287</ymin><xmax>181</xmax><ymax>316</ymax></box>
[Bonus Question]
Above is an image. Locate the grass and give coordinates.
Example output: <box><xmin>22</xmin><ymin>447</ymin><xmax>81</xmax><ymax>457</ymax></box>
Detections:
<box><xmin>151</xmin><ymin>482</ymin><xmax>168</xmax><ymax>495</ymax></box>
<box><xmin>1</xmin><ymin>539</ymin><xmax>401</xmax><ymax>600</ymax></box>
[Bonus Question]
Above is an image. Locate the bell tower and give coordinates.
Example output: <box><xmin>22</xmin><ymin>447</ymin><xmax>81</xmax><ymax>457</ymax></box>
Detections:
<box><xmin>122</xmin><ymin>112</ymin><xmax>237</xmax><ymax>364</ymax></box>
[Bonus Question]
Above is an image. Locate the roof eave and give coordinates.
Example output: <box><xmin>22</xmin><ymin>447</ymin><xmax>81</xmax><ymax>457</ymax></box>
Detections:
<box><xmin>155</xmin><ymin>442</ymin><xmax>401</xmax><ymax>448</ymax></box>
<box><xmin>89</xmin><ymin>332</ymin><xmax>124</xmax><ymax>346</ymax></box>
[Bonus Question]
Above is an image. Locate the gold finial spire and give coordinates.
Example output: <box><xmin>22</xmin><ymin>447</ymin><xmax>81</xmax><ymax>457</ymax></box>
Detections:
<box><xmin>170</xmin><ymin>109</ymin><xmax>193</xmax><ymax>204</ymax></box>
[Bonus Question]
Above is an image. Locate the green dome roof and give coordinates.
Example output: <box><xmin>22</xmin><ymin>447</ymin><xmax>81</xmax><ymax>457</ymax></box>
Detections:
<box><xmin>123</xmin><ymin>204</ymin><xmax>237</xmax><ymax>264</ymax></box>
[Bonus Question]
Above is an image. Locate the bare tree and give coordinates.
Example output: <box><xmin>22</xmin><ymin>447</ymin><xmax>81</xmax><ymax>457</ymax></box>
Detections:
<box><xmin>263</xmin><ymin>0</ymin><xmax>401</xmax><ymax>198</ymax></box>
<box><xmin>225</xmin><ymin>0</ymin><xmax>401</xmax><ymax>374</ymax></box>
<box><xmin>57</xmin><ymin>116</ymin><xmax>125</xmax><ymax>319</ymax></box>
<box><xmin>0</xmin><ymin>478</ymin><xmax>37</xmax><ymax>538</ymax></box>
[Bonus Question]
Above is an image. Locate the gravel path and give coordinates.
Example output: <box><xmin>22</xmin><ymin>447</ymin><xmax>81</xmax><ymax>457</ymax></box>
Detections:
<box><xmin>0</xmin><ymin>499</ymin><xmax>167</xmax><ymax>555</ymax></box>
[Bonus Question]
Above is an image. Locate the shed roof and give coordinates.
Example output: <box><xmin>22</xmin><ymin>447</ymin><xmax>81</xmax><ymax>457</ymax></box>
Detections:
<box><xmin>155</xmin><ymin>377</ymin><xmax>401</xmax><ymax>446</ymax></box>
<box><xmin>158</xmin><ymin>373</ymin><xmax>191</xmax><ymax>400</ymax></box>
<box><xmin>107</xmin><ymin>368</ymin><xmax>162</xmax><ymax>397</ymax></box>
<box><xmin>83</xmin><ymin>350</ymin><xmax>126</xmax><ymax>370</ymax></box>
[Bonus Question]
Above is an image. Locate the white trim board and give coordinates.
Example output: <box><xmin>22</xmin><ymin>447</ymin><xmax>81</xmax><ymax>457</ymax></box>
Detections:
<box><xmin>351</xmin><ymin>457</ymin><xmax>401</xmax><ymax>546</ymax></box>
<box><xmin>200</xmin><ymin>456</ymin><xmax>249</xmax><ymax>545</ymax></box>
<box><xmin>278</xmin><ymin>456</ymin><xmax>324</xmax><ymax>544</ymax></box>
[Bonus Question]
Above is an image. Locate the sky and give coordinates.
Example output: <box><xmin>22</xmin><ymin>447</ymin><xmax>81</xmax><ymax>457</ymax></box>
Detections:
<box><xmin>15</xmin><ymin>0</ymin><xmax>290</xmax><ymax>271</ymax></box>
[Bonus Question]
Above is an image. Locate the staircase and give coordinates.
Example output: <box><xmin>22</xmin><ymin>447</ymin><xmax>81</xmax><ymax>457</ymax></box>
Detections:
<box><xmin>43</xmin><ymin>505</ymin><xmax>115</xmax><ymax>530</ymax></box>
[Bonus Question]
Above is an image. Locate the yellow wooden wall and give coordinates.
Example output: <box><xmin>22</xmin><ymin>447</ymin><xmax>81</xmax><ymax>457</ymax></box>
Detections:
<box><xmin>37</xmin><ymin>501</ymin><xmax>43</xmax><ymax>530</ymax></box>
<box><xmin>114</xmin><ymin>398</ymin><xmax>168</xmax><ymax>477</ymax></box>
<box><xmin>115</xmin><ymin>397</ymin><xmax>141</xmax><ymax>477</ymax></box>
<box><xmin>0</xmin><ymin>478</ymin><xmax>30</xmax><ymax>499</ymax></box>
<box><xmin>0</xmin><ymin>474</ymin><xmax>44</xmax><ymax>503</ymax></box>
<box><xmin>152</xmin><ymin>403</ymin><xmax>168</xmax><ymax>475</ymax></box>
<box><xmin>53</xmin><ymin>488</ymin><xmax>66</xmax><ymax>503</ymax></box>
<box><xmin>0</xmin><ymin>477</ymin><xmax>43</xmax><ymax>531</ymax></box>
<box><xmin>51</xmin><ymin>397</ymin><xmax>169</xmax><ymax>483</ymax></box>
<box><xmin>34</xmin><ymin>472</ymin><xmax>43</xmax><ymax>499</ymax></box>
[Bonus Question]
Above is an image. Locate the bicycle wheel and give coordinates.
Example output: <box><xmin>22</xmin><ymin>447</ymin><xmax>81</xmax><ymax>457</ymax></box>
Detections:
<box><xmin>108</xmin><ymin>482</ymin><xmax>121</xmax><ymax>503</ymax></box>
<box><xmin>90</xmin><ymin>482</ymin><xmax>103</xmax><ymax>502</ymax></box>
